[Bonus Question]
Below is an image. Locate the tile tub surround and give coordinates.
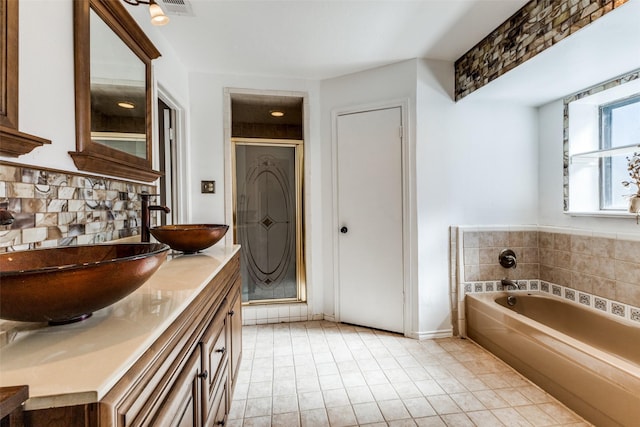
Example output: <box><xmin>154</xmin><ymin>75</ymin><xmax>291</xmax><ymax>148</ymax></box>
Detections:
<box><xmin>461</xmin><ymin>228</ymin><xmax>540</xmax><ymax>282</ymax></box>
<box><xmin>0</xmin><ymin>161</ymin><xmax>157</xmax><ymax>252</ymax></box>
<box><xmin>455</xmin><ymin>226</ymin><xmax>640</xmax><ymax>333</ymax></box>
<box><xmin>454</xmin><ymin>0</ymin><xmax>630</xmax><ymax>100</ymax></box>
<box><xmin>229</xmin><ymin>321</ymin><xmax>591</xmax><ymax>426</ymax></box>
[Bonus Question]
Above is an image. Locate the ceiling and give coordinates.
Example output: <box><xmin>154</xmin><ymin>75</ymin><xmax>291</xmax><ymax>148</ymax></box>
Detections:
<box><xmin>128</xmin><ymin>0</ymin><xmax>530</xmax><ymax>80</ymax></box>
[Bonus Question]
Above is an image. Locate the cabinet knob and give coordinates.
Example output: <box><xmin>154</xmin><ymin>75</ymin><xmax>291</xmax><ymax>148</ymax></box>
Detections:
<box><xmin>216</xmin><ymin>346</ymin><xmax>226</xmax><ymax>354</ymax></box>
<box><xmin>198</xmin><ymin>370</ymin><xmax>208</xmax><ymax>380</ymax></box>
<box><xmin>216</xmin><ymin>421</ymin><xmax>225</xmax><ymax>426</ymax></box>
<box><xmin>229</xmin><ymin>310</ymin><xmax>235</xmax><ymax>316</ymax></box>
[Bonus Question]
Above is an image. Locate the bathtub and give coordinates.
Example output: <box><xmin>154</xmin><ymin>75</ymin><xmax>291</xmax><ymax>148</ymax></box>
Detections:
<box><xmin>465</xmin><ymin>291</ymin><xmax>640</xmax><ymax>427</ymax></box>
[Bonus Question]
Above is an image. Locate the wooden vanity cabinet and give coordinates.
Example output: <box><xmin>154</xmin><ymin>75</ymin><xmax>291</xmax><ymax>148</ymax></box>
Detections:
<box><xmin>52</xmin><ymin>252</ymin><xmax>242</xmax><ymax>427</ymax></box>
<box><xmin>13</xmin><ymin>251</ymin><xmax>242</xmax><ymax>427</ymax></box>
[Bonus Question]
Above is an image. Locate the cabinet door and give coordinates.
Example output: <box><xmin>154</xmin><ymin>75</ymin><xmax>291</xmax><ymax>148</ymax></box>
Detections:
<box><xmin>147</xmin><ymin>348</ymin><xmax>202</xmax><ymax>427</ymax></box>
<box><xmin>200</xmin><ymin>305</ymin><xmax>228</xmax><ymax>424</ymax></box>
<box><xmin>228</xmin><ymin>285</ymin><xmax>242</xmax><ymax>387</ymax></box>
<box><xmin>205</xmin><ymin>368</ymin><xmax>228</xmax><ymax>427</ymax></box>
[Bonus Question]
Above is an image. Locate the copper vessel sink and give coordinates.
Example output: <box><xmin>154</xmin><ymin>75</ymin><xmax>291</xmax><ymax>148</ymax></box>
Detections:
<box><xmin>150</xmin><ymin>224</ymin><xmax>229</xmax><ymax>254</ymax></box>
<box><xmin>0</xmin><ymin>243</ymin><xmax>169</xmax><ymax>325</ymax></box>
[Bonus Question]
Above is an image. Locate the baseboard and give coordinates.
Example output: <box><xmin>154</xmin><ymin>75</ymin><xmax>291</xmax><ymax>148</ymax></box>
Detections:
<box><xmin>406</xmin><ymin>328</ymin><xmax>453</xmax><ymax>340</ymax></box>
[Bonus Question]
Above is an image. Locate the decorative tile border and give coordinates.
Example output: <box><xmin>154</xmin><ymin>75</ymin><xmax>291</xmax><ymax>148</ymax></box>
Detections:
<box><xmin>0</xmin><ymin>161</ymin><xmax>157</xmax><ymax>252</ymax></box>
<box><xmin>455</xmin><ymin>0</ymin><xmax>630</xmax><ymax>100</ymax></box>
<box><xmin>462</xmin><ymin>279</ymin><xmax>640</xmax><ymax>324</ymax></box>
<box><xmin>463</xmin><ymin>279</ymin><xmax>538</xmax><ymax>294</ymax></box>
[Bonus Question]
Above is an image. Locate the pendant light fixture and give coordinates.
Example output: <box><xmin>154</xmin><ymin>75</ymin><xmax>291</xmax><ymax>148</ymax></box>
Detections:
<box><xmin>122</xmin><ymin>0</ymin><xmax>170</xmax><ymax>26</ymax></box>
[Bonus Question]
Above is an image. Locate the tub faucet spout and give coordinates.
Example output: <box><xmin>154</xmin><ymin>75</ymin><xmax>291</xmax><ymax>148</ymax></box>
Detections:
<box><xmin>501</xmin><ymin>278</ymin><xmax>520</xmax><ymax>291</ymax></box>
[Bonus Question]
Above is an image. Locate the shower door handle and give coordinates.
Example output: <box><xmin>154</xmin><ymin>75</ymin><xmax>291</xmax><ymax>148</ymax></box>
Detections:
<box><xmin>340</xmin><ymin>226</ymin><xmax>348</xmax><ymax>234</ymax></box>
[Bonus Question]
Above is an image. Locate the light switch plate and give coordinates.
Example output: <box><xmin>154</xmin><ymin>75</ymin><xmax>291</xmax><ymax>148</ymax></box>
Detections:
<box><xmin>201</xmin><ymin>180</ymin><xmax>215</xmax><ymax>194</ymax></box>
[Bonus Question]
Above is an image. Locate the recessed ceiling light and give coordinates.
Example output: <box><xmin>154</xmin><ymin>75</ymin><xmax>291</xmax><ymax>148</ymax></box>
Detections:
<box><xmin>118</xmin><ymin>101</ymin><xmax>136</xmax><ymax>109</ymax></box>
<box><xmin>270</xmin><ymin>110</ymin><xmax>285</xmax><ymax>117</ymax></box>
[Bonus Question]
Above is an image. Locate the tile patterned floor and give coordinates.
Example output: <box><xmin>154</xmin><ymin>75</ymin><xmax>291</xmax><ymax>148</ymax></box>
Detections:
<box><xmin>228</xmin><ymin>321</ymin><xmax>592</xmax><ymax>426</ymax></box>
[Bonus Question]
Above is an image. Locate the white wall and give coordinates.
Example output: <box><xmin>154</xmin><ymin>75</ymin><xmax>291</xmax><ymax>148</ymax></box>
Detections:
<box><xmin>5</xmin><ymin>0</ymin><xmax>190</xmax><ymax>180</ymax></box>
<box><xmin>538</xmin><ymin>99</ymin><xmax>639</xmax><ymax>234</ymax></box>
<box><xmin>415</xmin><ymin>59</ymin><xmax>538</xmax><ymax>336</ymax></box>
<box><xmin>318</xmin><ymin>58</ymin><xmax>539</xmax><ymax>337</ymax></box>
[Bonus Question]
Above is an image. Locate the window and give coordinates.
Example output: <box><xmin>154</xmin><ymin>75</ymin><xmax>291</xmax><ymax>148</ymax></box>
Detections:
<box><xmin>600</xmin><ymin>96</ymin><xmax>640</xmax><ymax>210</ymax></box>
<box><xmin>564</xmin><ymin>71</ymin><xmax>640</xmax><ymax>214</ymax></box>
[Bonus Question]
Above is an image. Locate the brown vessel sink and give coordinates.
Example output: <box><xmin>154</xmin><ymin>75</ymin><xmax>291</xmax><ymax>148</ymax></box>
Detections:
<box><xmin>150</xmin><ymin>224</ymin><xmax>229</xmax><ymax>254</ymax></box>
<box><xmin>0</xmin><ymin>243</ymin><xmax>169</xmax><ymax>325</ymax></box>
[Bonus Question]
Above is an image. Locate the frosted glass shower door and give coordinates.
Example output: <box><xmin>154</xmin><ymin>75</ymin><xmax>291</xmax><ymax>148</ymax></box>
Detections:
<box><xmin>233</xmin><ymin>140</ymin><xmax>305</xmax><ymax>303</ymax></box>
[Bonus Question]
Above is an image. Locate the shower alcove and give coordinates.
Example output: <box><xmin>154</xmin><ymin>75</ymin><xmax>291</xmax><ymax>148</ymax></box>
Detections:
<box><xmin>230</xmin><ymin>93</ymin><xmax>306</xmax><ymax>305</ymax></box>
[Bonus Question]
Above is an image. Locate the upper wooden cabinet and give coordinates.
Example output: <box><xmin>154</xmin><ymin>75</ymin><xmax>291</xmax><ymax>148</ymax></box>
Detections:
<box><xmin>70</xmin><ymin>0</ymin><xmax>162</xmax><ymax>182</ymax></box>
<box><xmin>0</xmin><ymin>0</ymin><xmax>51</xmax><ymax>157</ymax></box>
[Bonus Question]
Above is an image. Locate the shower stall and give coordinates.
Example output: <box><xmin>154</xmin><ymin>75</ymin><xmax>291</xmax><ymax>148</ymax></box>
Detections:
<box><xmin>232</xmin><ymin>138</ymin><xmax>306</xmax><ymax>303</ymax></box>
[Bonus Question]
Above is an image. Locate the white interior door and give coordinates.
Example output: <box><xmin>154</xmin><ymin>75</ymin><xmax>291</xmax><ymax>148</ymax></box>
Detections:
<box><xmin>336</xmin><ymin>107</ymin><xmax>404</xmax><ymax>333</ymax></box>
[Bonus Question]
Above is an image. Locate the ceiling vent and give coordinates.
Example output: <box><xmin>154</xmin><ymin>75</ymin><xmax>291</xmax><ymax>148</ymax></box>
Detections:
<box><xmin>158</xmin><ymin>0</ymin><xmax>194</xmax><ymax>17</ymax></box>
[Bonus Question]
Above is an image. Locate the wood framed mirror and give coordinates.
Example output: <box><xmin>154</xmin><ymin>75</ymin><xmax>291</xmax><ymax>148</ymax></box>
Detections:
<box><xmin>70</xmin><ymin>0</ymin><xmax>162</xmax><ymax>182</ymax></box>
<box><xmin>0</xmin><ymin>0</ymin><xmax>50</xmax><ymax>157</ymax></box>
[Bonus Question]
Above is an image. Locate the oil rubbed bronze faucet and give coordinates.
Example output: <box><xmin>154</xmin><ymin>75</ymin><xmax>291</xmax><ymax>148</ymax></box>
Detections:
<box><xmin>140</xmin><ymin>193</ymin><xmax>170</xmax><ymax>242</ymax></box>
<box><xmin>501</xmin><ymin>278</ymin><xmax>521</xmax><ymax>291</ymax></box>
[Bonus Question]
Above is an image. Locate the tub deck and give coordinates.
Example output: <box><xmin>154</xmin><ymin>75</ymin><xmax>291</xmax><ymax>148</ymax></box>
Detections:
<box><xmin>466</xmin><ymin>291</ymin><xmax>640</xmax><ymax>427</ymax></box>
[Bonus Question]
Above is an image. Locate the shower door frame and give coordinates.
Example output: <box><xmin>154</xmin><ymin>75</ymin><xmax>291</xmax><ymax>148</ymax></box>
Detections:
<box><xmin>231</xmin><ymin>137</ymin><xmax>307</xmax><ymax>305</ymax></box>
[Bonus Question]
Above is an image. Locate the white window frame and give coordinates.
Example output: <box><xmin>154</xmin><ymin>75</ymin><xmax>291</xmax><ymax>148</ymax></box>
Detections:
<box><xmin>600</xmin><ymin>95</ymin><xmax>640</xmax><ymax>210</ymax></box>
<box><xmin>564</xmin><ymin>71</ymin><xmax>640</xmax><ymax>216</ymax></box>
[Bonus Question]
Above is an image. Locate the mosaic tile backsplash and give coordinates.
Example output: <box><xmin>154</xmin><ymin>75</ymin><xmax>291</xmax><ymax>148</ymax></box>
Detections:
<box><xmin>0</xmin><ymin>161</ymin><xmax>157</xmax><ymax>252</ymax></box>
<box><xmin>454</xmin><ymin>0</ymin><xmax>630</xmax><ymax>100</ymax></box>
<box><xmin>457</xmin><ymin>227</ymin><xmax>640</xmax><ymax>324</ymax></box>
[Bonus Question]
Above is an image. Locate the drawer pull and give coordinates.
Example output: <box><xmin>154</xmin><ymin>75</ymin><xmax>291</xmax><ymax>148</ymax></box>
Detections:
<box><xmin>216</xmin><ymin>421</ymin><xmax>225</xmax><ymax>426</ymax></box>
<box><xmin>198</xmin><ymin>370</ymin><xmax>208</xmax><ymax>380</ymax></box>
<box><xmin>216</xmin><ymin>346</ymin><xmax>226</xmax><ymax>354</ymax></box>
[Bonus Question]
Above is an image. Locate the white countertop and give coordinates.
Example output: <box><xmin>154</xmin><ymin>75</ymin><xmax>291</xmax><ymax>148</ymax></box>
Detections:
<box><xmin>0</xmin><ymin>244</ymin><xmax>240</xmax><ymax>411</ymax></box>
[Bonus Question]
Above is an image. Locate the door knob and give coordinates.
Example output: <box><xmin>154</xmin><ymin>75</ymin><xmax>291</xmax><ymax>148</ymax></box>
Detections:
<box><xmin>340</xmin><ymin>226</ymin><xmax>348</xmax><ymax>234</ymax></box>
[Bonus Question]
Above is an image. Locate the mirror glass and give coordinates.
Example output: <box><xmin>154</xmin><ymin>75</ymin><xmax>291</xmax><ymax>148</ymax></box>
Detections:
<box><xmin>90</xmin><ymin>9</ymin><xmax>146</xmax><ymax>159</ymax></box>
